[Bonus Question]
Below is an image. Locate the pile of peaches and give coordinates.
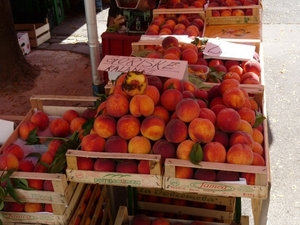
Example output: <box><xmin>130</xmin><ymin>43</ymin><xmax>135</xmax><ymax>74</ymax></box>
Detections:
<box><xmin>157</xmin><ymin>0</ymin><xmax>207</xmax><ymax>9</ymax></box>
<box><xmin>1</xmin><ymin>200</ymin><xmax>54</xmax><ymax>214</ymax></box>
<box><xmin>145</xmin><ymin>14</ymin><xmax>204</xmax><ymax>36</ymax></box>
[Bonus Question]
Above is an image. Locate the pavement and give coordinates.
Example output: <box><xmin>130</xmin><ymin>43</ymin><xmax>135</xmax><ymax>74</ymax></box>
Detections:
<box><xmin>33</xmin><ymin>1</ymin><xmax>300</xmax><ymax>225</ymax></box>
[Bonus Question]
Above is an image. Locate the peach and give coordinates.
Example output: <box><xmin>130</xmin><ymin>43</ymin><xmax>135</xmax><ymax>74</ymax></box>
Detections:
<box><xmin>163</xmin><ymin>53</ymin><xmax>180</xmax><ymax>60</ymax></box>
<box><xmin>176</xmin><ymin>98</ymin><xmax>200</xmax><ymax>122</ymax></box>
<box><xmin>144</xmin><ymin>85</ymin><xmax>160</xmax><ymax>105</ymax></box>
<box><xmin>47</xmin><ymin>139</ymin><xmax>64</xmax><ymax>156</ymax></box>
<box><xmin>209</xmin><ymin>96</ymin><xmax>225</xmax><ymax>109</ymax></box>
<box><xmin>182</xmin><ymin>90</ymin><xmax>194</xmax><ymax>98</ymax></box>
<box><xmin>232</xmin><ymin>9</ymin><xmax>245</xmax><ymax>16</ymax></box>
<box><xmin>117</xmin><ymin>115</ymin><xmax>140</xmax><ymax>140</ymax></box>
<box><xmin>229</xmin><ymin>130</ymin><xmax>254</xmax><ymax>148</ymax></box>
<box><xmin>229</xmin><ymin>65</ymin><xmax>244</xmax><ymax>78</ymax></box>
<box><xmin>116</xmin><ymin>159</ymin><xmax>138</xmax><ymax>173</ymax></box>
<box><xmin>216</xmin><ymin>170</ymin><xmax>240</xmax><ymax>181</ymax></box>
<box><xmin>131</xmin><ymin>214</ymin><xmax>151</xmax><ymax>225</ymax></box>
<box><xmin>164</xmin><ymin>46</ymin><xmax>182</xmax><ymax>59</ymax></box>
<box><xmin>82</xmin><ymin>108</ymin><xmax>97</xmax><ymax>120</ymax></box>
<box><xmin>221</xmin><ymin>9</ymin><xmax>232</xmax><ymax>16</ymax></box>
<box><xmin>81</xmin><ymin>133</ymin><xmax>106</xmax><ymax>152</ymax></box>
<box><xmin>198</xmin><ymin>108</ymin><xmax>216</xmax><ymax>125</ymax></box>
<box><xmin>182</xmin><ymin>43</ymin><xmax>198</xmax><ymax>52</ymax></box>
<box><xmin>30</xmin><ymin>111</ymin><xmax>49</xmax><ymax>131</ymax></box>
<box><xmin>223</xmin><ymin>87</ymin><xmax>246</xmax><ymax>109</ymax></box>
<box><xmin>188</xmin><ymin>118</ymin><xmax>215</xmax><ymax>143</ymax></box>
<box><xmin>77</xmin><ymin>157</ymin><xmax>94</xmax><ymax>170</ymax></box>
<box><xmin>209</xmin><ymin>59</ymin><xmax>224</xmax><ymax>67</ymax></box>
<box><xmin>211</xmin><ymin>104</ymin><xmax>227</xmax><ymax>116</ymax></box>
<box><xmin>203</xmin><ymin>142</ymin><xmax>227</xmax><ymax>163</ymax></box>
<box><xmin>128</xmin><ymin>136</ymin><xmax>151</xmax><ymax>154</ymax></box>
<box><xmin>3</xmin><ymin>202</ymin><xmax>25</xmax><ymax>212</ymax></box>
<box><xmin>238</xmin><ymin>119</ymin><xmax>253</xmax><ymax>135</ymax></box>
<box><xmin>160</xmin><ymin>89</ymin><xmax>183</xmax><ymax>112</ymax></box>
<box><xmin>137</xmin><ymin>160</ymin><xmax>150</xmax><ymax>174</ymax></box>
<box><xmin>252</xmin><ymin>141</ymin><xmax>264</xmax><ymax>156</ymax></box>
<box><xmin>173</xmin><ymin>23</ymin><xmax>186</xmax><ymax>31</ymax></box>
<box><xmin>49</xmin><ymin>118</ymin><xmax>70</xmax><ymax>137</ymax></box>
<box><xmin>175</xmin><ymin>166</ymin><xmax>194</xmax><ymax>179</ymax></box>
<box><xmin>183</xmin><ymin>81</ymin><xmax>197</xmax><ymax>95</ymax></box>
<box><xmin>34</xmin><ymin>164</ymin><xmax>47</xmax><ymax>173</ymax></box>
<box><xmin>129</xmin><ymin>94</ymin><xmax>155</xmax><ymax>117</ymax></box>
<box><xmin>140</xmin><ymin>115</ymin><xmax>165</xmax><ymax>141</ymax></box>
<box><xmin>242</xmin><ymin>78</ymin><xmax>260</xmax><ymax>85</ymax></box>
<box><xmin>106</xmin><ymin>93</ymin><xmax>129</xmax><ymax>118</ymax></box>
<box><xmin>218</xmin><ymin>79</ymin><xmax>240</xmax><ymax>95</ymax></box>
<box><xmin>44</xmin><ymin>204</ymin><xmax>53</xmax><ymax>213</ymax></box>
<box><xmin>172</xmin><ymin>28</ymin><xmax>186</xmax><ymax>35</ymax></box>
<box><xmin>152</xmin><ymin>106</ymin><xmax>170</xmax><ymax>124</ymax></box>
<box><xmin>18</xmin><ymin>159</ymin><xmax>34</xmax><ymax>172</ymax></box>
<box><xmin>3</xmin><ymin>144</ymin><xmax>24</xmax><ymax>160</ymax></box>
<box><xmin>152</xmin><ymin>139</ymin><xmax>176</xmax><ymax>163</ymax></box>
<box><xmin>208</xmin><ymin>84</ymin><xmax>221</xmax><ymax>101</ymax></box>
<box><xmin>224</xmin><ymin>60</ymin><xmax>240</xmax><ymax>71</ymax></box>
<box><xmin>182</xmin><ymin>48</ymin><xmax>198</xmax><ymax>64</ymax></box>
<box><xmin>193</xmin><ymin>18</ymin><xmax>204</xmax><ymax>29</ymax></box>
<box><xmin>94</xmin><ymin>114</ymin><xmax>116</xmax><ymax>138</ymax></box>
<box><xmin>227</xmin><ymin>143</ymin><xmax>254</xmax><ymax>165</ymax></box>
<box><xmin>162</xmin><ymin>36</ymin><xmax>179</xmax><ymax>49</ymax></box>
<box><xmin>94</xmin><ymin>158</ymin><xmax>116</xmax><ymax>172</ymax></box>
<box><xmin>194</xmin><ymin>169</ymin><xmax>217</xmax><ymax>181</ymax></box>
<box><xmin>69</xmin><ymin>116</ymin><xmax>87</xmax><ymax>134</ymax></box>
<box><xmin>176</xmin><ymin>139</ymin><xmax>195</xmax><ymax>160</ymax></box>
<box><xmin>28</xmin><ymin>179</ymin><xmax>44</xmax><ymax>190</ymax></box>
<box><xmin>19</xmin><ymin>121</ymin><xmax>38</xmax><ymax>140</ymax></box>
<box><xmin>212</xmin><ymin>130</ymin><xmax>229</xmax><ymax>149</ymax></box>
<box><xmin>62</xmin><ymin>109</ymin><xmax>80</xmax><ymax>124</ymax></box>
<box><xmin>252</xmin><ymin>152</ymin><xmax>265</xmax><ymax>166</ymax></box>
<box><xmin>152</xmin><ymin>217</ymin><xmax>171</xmax><ymax>225</ymax></box>
<box><xmin>223</xmin><ymin>71</ymin><xmax>241</xmax><ymax>82</ymax></box>
<box><xmin>0</xmin><ymin>153</ymin><xmax>19</xmax><ymax>170</ymax></box>
<box><xmin>241</xmin><ymin>172</ymin><xmax>255</xmax><ymax>185</ymax></box>
<box><xmin>163</xmin><ymin>78</ymin><xmax>184</xmax><ymax>92</ymax></box>
<box><xmin>146</xmin><ymin>51</ymin><xmax>163</xmax><ymax>59</ymax></box>
<box><xmin>237</xmin><ymin>107</ymin><xmax>256</xmax><ymax>126</ymax></box>
<box><xmin>147</xmin><ymin>75</ymin><xmax>163</xmax><ymax>93</ymax></box>
<box><xmin>241</xmin><ymin>72</ymin><xmax>260</xmax><ymax>83</ymax></box>
<box><xmin>243</xmin><ymin>59</ymin><xmax>261</xmax><ymax>76</ymax></box>
<box><xmin>40</xmin><ymin>152</ymin><xmax>54</xmax><ymax>165</ymax></box>
<box><xmin>165</xmin><ymin>119</ymin><xmax>188</xmax><ymax>143</ymax></box>
<box><xmin>24</xmin><ymin>203</ymin><xmax>43</xmax><ymax>212</ymax></box>
<box><xmin>216</xmin><ymin>108</ymin><xmax>241</xmax><ymax>133</ymax></box>
<box><xmin>252</xmin><ymin>128</ymin><xmax>264</xmax><ymax>145</ymax></box>
<box><xmin>43</xmin><ymin>180</ymin><xmax>54</xmax><ymax>191</ymax></box>
<box><xmin>105</xmin><ymin>135</ymin><xmax>128</xmax><ymax>153</ymax></box>
<box><xmin>212</xmin><ymin>10</ymin><xmax>221</xmax><ymax>16</ymax></box>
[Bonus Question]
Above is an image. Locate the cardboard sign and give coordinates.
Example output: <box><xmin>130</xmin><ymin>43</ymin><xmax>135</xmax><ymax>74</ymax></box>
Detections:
<box><xmin>0</xmin><ymin>119</ymin><xmax>15</xmax><ymax>145</ymax></box>
<box><xmin>98</xmin><ymin>55</ymin><xmax>188</xmax><ymax>81</ymax></box>
<box><xmin>203</xmin><ymin>38</ymin><xmax>255</xmax><ymax>61</ymax></box>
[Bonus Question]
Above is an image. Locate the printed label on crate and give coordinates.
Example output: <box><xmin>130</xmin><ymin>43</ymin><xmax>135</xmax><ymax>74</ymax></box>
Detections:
<box><xmin>203</xmin><ymin>39</ymin><xmax>255</xmax><ymax>61</ymax></box>
<box><xmin>98</xmin><ymin>55</ymin><xmax>188</xmax><ymax>80</ymax></box>
<box><xmin>0</xmin><ymin>212</ymin><xmax>61</xmax><ymax>224</ymax></box>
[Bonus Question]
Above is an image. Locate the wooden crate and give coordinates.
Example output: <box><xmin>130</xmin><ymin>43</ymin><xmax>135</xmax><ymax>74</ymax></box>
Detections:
<box><xmin>66</xmin><ymin>150</ymin><xmax>163</xmax><ymax>188</ymax></box>
<box><xmin>0</xmin><ymin>183</ymin><xmax>85</xmax><ymax>225</ymax></box>
<box><xmin>69</xmin><ymin>184</ymin><xmax>113</xmax><ymax>225</ymax></box>
<box><xmin>14</xmin><ymin>19</ymin><xmax>51</xmax><ymax>47</ymax></box>
<box><xmin>114</xmin><ymin>206</ymin><xmax>249</xmax><ymax>225</ymax></box>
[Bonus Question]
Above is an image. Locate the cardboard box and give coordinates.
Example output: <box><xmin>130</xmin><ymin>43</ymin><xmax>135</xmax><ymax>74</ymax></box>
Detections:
<box><xmin>17</xmin><ymin>32</ymin><xmax>31</xmax><ymax>55</ymax></box>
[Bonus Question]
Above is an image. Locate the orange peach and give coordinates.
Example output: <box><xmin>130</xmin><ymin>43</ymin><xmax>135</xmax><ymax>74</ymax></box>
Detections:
<box><xmin>94</xmin><ymin>114</ymin><xmax>116</xmax><ymax>138</ymax></box>
<box><xmin>128</xmin><ymin>136</ymin><xmax>151</xmax><ymax>154</ymax></box>
<box><xmin>243</xmin><ymin>59</ymin><xmax>261</xmax><ymax>76</ymax></box>
<box><xmin>252</xmin><ymin>152</ymin><xmax>265</xmax><ymax>166</ymax></box>
<box><xmin>209</xmin><ymin>96</ymin><xmax>225</xmax><ymax>109</ymax></box>
<box><xmin>81</xmin><ymin>133</ymin><xmax>106</xmax><ymax>152</ymax></box>
<box><xmin>152</xmin><ymin>139</ymin><xmax>176</xmax><ymax>163</ymax></box>
<box><xmin>137</xmin><ymin>160</ymin><xmax>150</xmax><ymax>174</ymax></box>
<box><xmin>24</xmin><ymin>203</ymin><xmax>43</xmax><ymax>212</ymax></box>
<box><xmin>47</xmin><ymin>139</ymin><xmax>64</xmax><ymax>156</ymax></box>
<box><xmin>212</xmin><ymin>130</ymin><xmax>229</xmax><ymax>149</ymax></box>
<box><xmin>30</xmin><ymin>111</ymin><xmax>49</xmax><ymax>131</ymax></box>
<box><xmin>19</xmin><ymin>121</ymin><xmax>38</xmax><ymax>141</ymax></box>
<box><xmin>106</xmin><ymin>93</ymin><xmax>129</xmax><ymax>118</ymax></box>
<box><xmin>238</xmin><ymin>119</ymin><xmax>253</xmax><ymax>135</ymax></box>
<box><xmin>129</xmin><ymin>94</ymin><xmax>155</xmax><ymax>117</ymax></box>
<box><xmin>203</xmin><ymin>142</ymin><xmax>226</xmax><ymax>163</ymax></box>
<box><xmin>183</xmin><ymin>80</ymin><xmax>197</xmax><ymax>95</ymax></box>
<box><xmin>175</xmin><ymin>166</ymin><xmax>194</xmax><ymax>179</ymax></box>
<box><xmin>152</xmin><ymin>217</ymin><xmax>171</xmax><ymax>225</ymax></box>
<box><xmin>3</xmin><ymin>144</ymin><xmax>24</xmax><ymax>161</ymax></box>
<box><xmin>0</xmin><ymin>153</ymin><xmax>19</xmax><ymax>170</ymax></box>
<box><xmin>242</xmin><ymin>77</ymin><xmax>260</xmax><ymax>85</ymax></box>
<box><xmin>82</xmin><ymin>108</ymin><xmax>97</xmax><ymax>120</ymax></box>
<box><xmin>182</xmin><ymin>48</ymin><xmax>198</xmax><ymax>64</ymax></box>
<box><xmin>18</xmin><ymin>159</ymin><xmax>34</xmax><ymax>172</ymax></box>
<box><xmin>181</xmin><ymin>43</ymin><xmax>198</xmax><ymax>52</ymax></box>
<box><xmin>252</xmin><ymin>128</ymin><xmax>264</xmax><ymax>145</ymax></box>
<box><xmin>140</xmin><ymin>115</ymin><xmax>165</xmax><ymax>141</ymax></box>
<box><xmin>69</xmin><ymin>117</ymin><xmax>87</xmax><ymax>134</ymax></box>
<box><xmin>176</xmin><ymin>139</ymin><xmax>195</xmax><ymax>160</ymax></box>
<box><xmin>223</xmin><ymin>87</ymin><xmax>246</xmax><ymax>109</ymax></box>
<box><xmin>227</xmin><ymin>143</ymin><xmax>254</xmax><ymax>165</ymax></box>
<box><xmin>240</xmin><ymin>172</ymin><xmax>255</xmax><ymax>185</ymax></box>
<box><xmin>146</xmin><ymin>51</ymin><xmax>163</xmax><ymax>59</ymax></box>
<box><xmin>188</xmin><ymin>118</ymin><xmax>215</xmax><ymax>143</ymax></box>
<box><xmin>173</xmin><ymin>28</ymin><xmax>186</xmax><ymax>35</ymax></box>
<box><xmin>162</xmin><ymin>36</ymin><xmax>179</xmax><ymax>49</ymax></box>
<box><xmin>198</xmin><ymin>108</ymin><xmax>216</xmax><ymax>125</ymax></box>
<box><xmin>229</xmin><ymin>65</ymin><xmax>244</xmax><ymax>78</ymax></box>
<box><xmin>117</xmin><ymin>115</ymin><xmax>140</xmax><ymax>140</ymax></box>
<box><xmin>143</xmin><ymin>85</ymin><xmax>160</xmax><ymax>105</ymax></box>
<box><xmin>252</xmin><ymin>141</ymin><xmax>264</xmax><ymax>156</ymax></box>
<box><xmin>224</xmin><ymin>60</ymin><xmax>240</xmax><ymax>71</ymax></box>
<box><xmin>77</xmin><ymin>157</ymin><xmax>94</xmax><ymax>170</ymax></box>
<box><xmin>232</xmin><ymin>9</ymin><xmax>245</xmax><ymax>16</ymax></box>
<box><xmin>94</xmin><ymin>158</ymin><xmax>116</xmax><ymax>172</ymax></box>
<box><xmin>216</xmin><ymin>108</ymin><xmax>241</xmax><ymax>133</ymax></box>
<box><xmin>164</xmin><ymin>46</ymin><xmax>182</xmax><ymax>59</ymax></box>
<box><xmin>194</xmin><ymin>168</ymin><xmax>217</xmax><ymax>181</ymax></box>
<box><xmin>218</xmin><ymin>79</ymin><xmax>240</xmax><ymax>95</ymax></box>
<box><xmin>152</xmin><ymin>105</ymin><xmax>170</xmax><ymax>124</ymax></box>
<box><xmin>40</xmin><ymin>152</ymin><xmax>54</xmax><ymax>165</ymax></box>
<box><xmin>163</xmin><ymin>53</ymin><xmax>180</xmax><ymax>60</ymax></box>
<box><xmin>176</xmin><ymin>98</ymin><xmax>200</xmax><ymax>122</ymax></box>
<box><xmin>163</xmin><ymin>78</ymin><xmax>184</xmax><ymax>92</ymax></box>
<box><xmin>160</xmin><ymin>89</ymin><xmax>183</xmax><ymax>112</ymax></box>
<box><xmin>241</xmin><ymin>71</ymin><xmax>260</xmax><ymax>83</ymax></box>
<box><xmin>229</xmin><ymin>130</ymin><xmax>254</xmax><ymax>148</ymax></box>
<box><xmin>237</xmin><ymin>107</ymin><xmax>256</xmax><ymax>126</ymax></box>
<box><xmin>221</xmin><ymin>9</ymin><xmax>232</xmax><ymax>16</ymax></box>
<box><xmin>49</xmin><ymin>118</ymin><xmax>70</xmax><ymax>137</ymax></box>
<box><xmin>211</xmin><ymin>104</ymin><xmax>227</xmax><ymax>116</ymax></box>
<box><xmin>105</xmin><ymin>135</ymin><xmax>127</xmax><ymax>153</ymax></box>
<box><xmin>62</xmin><ymin>109</ymin><xmax>80</xmax><ymax>124</ymax></box>
<box><xmin>223</xmin><ymin>71</ymin><xmax>241</xmax><ymax>82</ymax></box>
<box><xmin>116</xmin><ymin>159</ymin><xmax>138</xmax><ymax>173</ymax></box>
<box><xmin>164</xmin><ymin>119</ymin><xmax>188</xmax><ymax>143</ymax></box>
<box><xmin>28</xmin><ymin>179</ymin><xmax>44</xmax><ymax>190</ymax></box>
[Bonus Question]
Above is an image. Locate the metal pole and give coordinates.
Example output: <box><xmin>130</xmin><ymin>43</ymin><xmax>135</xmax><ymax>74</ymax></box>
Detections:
<box><xmin>83</xmin><ymin>0</ymin><xmax>105</xmax><ymax>95</ymax></box>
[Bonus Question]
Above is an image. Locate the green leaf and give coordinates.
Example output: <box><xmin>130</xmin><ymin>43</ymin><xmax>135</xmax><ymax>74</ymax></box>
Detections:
<box><xmin>0</xmin><ymin>187</ymin><xmax>6</xmax><ymax>201</ymax></box>
<box><xmin>0</xmin><ymin>170</ymin><xmax>14</xmax><ymax>183</ymax></box>
<box><xmin>189</xmin><ymin>143</ymin><xmax>203</xmax><ymax>165</ymax></box>
<box><xmin>0</xmin><ymin>200</ymin><xmax>4</xmax><ymax>211</ymax></box>
<box><xmin>12</xmin><ymin>178</ymin><xmax>33</xmax><ymax>191</ymax></box>
<box><xmin>26</xmin><ymin>128</ymin><xmax>41</xmax><ymax>145</ymax></box>
<box><xmin>6</xmin><ymin>179</ymin><xmax>22</xmax><ymax>203</ymax></box>
<box><xmin>254</xmin><ymin>111</ymin><xmax>266</xmax><ymax>128</ymax></box>
<box><xmin>81</xmin><ymin>118</ymin><xmax>95</xmax><ymax>136</ymax></box>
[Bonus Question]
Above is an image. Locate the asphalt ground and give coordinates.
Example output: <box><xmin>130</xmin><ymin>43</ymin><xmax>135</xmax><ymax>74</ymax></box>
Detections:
<box><xmin>36</xmin><ymin>0</ymin><xmax>300</xmax><ymax>224</ymax></box>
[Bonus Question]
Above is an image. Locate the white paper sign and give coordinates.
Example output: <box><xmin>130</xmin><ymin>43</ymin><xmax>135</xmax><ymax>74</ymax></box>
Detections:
<box><xmin>203</xmin><ymin>39</ymin><xmax>255</xmax><ymax>61</ymax></box>
<box><xmin>0</xmin><ymin>119</ymin><xmax>15</xmax><ymax>145</ymax></box>
<box><xmin>98</xmin><ymin>55</ymin><xmax>188</xmax><ymax>81</ymax></box>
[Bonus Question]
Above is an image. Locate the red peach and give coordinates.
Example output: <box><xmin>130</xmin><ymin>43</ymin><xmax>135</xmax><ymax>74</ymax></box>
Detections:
<box><xmin>152</xmin><ymin>139</ymin><xmax>176</xmax><ymax>163</ymax></box>
<box><xmin>49</xmin><ymin>118</ymin><xmax>70</xmax><ymax>137</ymax></box>
<box><xmin>0</xmin><ymin>153</ymin><xmax>19</xmax><ymax>170</ymax></box>
<box><xmin>3</xmin><ymin>202</ymin><xmax>25</xmax><ymax>212</ymax></box>
<box><xmin>160</xmin><ymin>89</ymin><xmax>183</xmax><ymax>112</ymax></box>
<box><xmin>18</xmin><ymin>159</ymin><xmax>34</xmax><ymax>172</ymax></box>
<box><xmin>105</xmin><ymin>135</ymin><xmax>128</xmax><ymax>153</ymax></box>
<box><xmin>198</xmin><ymin>108</ymin><xmax>216</xmax><ymax>125</ymax></box>
<box><xmin>182</xmin><ymin>48</ymin><xmax>198</xmax><ymax>64</ymax></box>
<box><xmin>94</xmin><ymin>114</ymin><xmax>117</xmax><ymax>138</ymax></box>
<box><xmin>18</xmin><ymin>121</ymin><xmax>38</xmax><ymax>141</ymax></box>
<box><xmin>176</xmin><ymin>98</ymin><xmax>200</xmax><ymax>122</ymax></box>
<box><xmin>140</xmin><ymin>115</ymin><xmax>165</xmax><ymax>141</ymax></box>
<box><xmin>137</xmin><ymin>160</ymin><xmax>150</xmax><ymax>174</ymax></box>
<box><xmin>194</xmin><ymin>169</ymin><xmax>217</xmax><ymax>181</ymax></box>
<box><xmin>163</xmin><ymin>78</ymin><xmax>184</xmax><ymax>92</ymax></box>
<box><xmin>131</xmin><ymin>214</ymin><xmax>151</xmax><ymax>225</ymax></box>
<box><xmin>216</xmin><ymin>170</ymin><xmax>240</xmax><ymax>181</ymax></box>
<box><xmin>203</xmin><ymin>142</ymin><xmax>226</xmax><ymax>163</ymax></box>
<box><xmin>106</xmin><ymin>93</ymin><xmax>129</xmax><ymax>118</ymax></box>
<box><xmin>188</xmin><ymin>118</ymin><xmax>215</xmax><ymax>143</ymax></box>
<box><xmin>227</xmin><ymin>144</ymin><xmax>254</xmax><ymax>165</ymax></box>
<box><xmin>212</xmin><ymin>130</ymin><xmax>229</xmax><ymax>149</ymax></box>
<box><xmin>94</xmin><ymin>158</ymin><xmax>116</xmax><ymax>172</ymax></box>
<box><xmin>175</xmin><ymin>166</ymin><xmax>194</xmax><ymax>179</ymax></box>
<box><xmin>3</xmin><ymin>144</ymin><xmax>24</xmax><ymax>161</ymax></box>
<box><xmin>30</xmin><ymin>111</ymin><xmax>49</xmax><ymax>131</ymax></box>
<box><xmin>81</xmin><ymin>133</ymin><xmax>106</xmax><ymax>152</ymax></box>
<box><xmin>117</xmin><ymin>115</ymin><xmax>140</xmax><ymax>140</ymax></box>
<box><xmin>43</xmin><ymin>180</ymin><xmax>54</xmax><ymax>191</ymax></box>
<box><xmin>162</xmin><ymin>36</ymin><xmax>179</xmax><ymax>49</ymax></box>
<box><xmin>69</xmin><ymin>117</ymin><xmax>87</xmax><ymax>134</ymax></box>
<box><xmin>216</xmin><ymin>108</ymin><xmax>241</xmax><ymax>133</ymax></box>
<box><xmin>116</xmin><ymin>159</ymin><xmax>138</xmax><ymax>173</ymax></box>
<box><xmin>62</xmin><ymin>109</ymin><xmax>80</xmax><ymax>124</ymax></box>
<box><xmin>28</xmin><ymin>179</ymin><xmax>44</xmax><ymax>190</ymax></box>
<box><xmin>164</xmin><ymin>119</ymin><xmax>188</xmax><ymax>143</ymax></box>
<box><xmin>229</xmin><ymin>131</ymin><xmax>254</xmax><ymax>148</ymax></box>
<box><xmin>223</xmin><ymin>87</ymin><xmax>246</xmax><ymax>109</ymax></box>
<box><xmin>77</xmin><ymin>157</ymin><xmax>94</xmax><ymax>170</ymax></box>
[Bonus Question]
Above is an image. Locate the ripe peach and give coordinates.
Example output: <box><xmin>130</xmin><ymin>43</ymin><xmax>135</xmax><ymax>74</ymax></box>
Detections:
<box><xmin>147</xmin><ymin>75</ymin><xmax>163</xmax><ymax>93</ymax></box>
<box><xmin>34</xmin><ymin>164</ymin><xmax>47</xmax><ymax>172</ymax></box>
<box><xmin>104</xmin><ymin>135</ymin><xmax>127</xmax><ymax>153</ymax></box>
<box><xmin>106</xmin><ymin>93</ymin><xmax>129</xmax><ymax>118</ymax></box>
<box><xmin>198</xmin><ymin>108</ymin><xmax>216</xmax><ymax>125</ymax></box>
<box><xmin>19</xmin><ymin>121</ymin><xmax>38</xmax><ymax>140</ymax></box>
<box><xmin>160</xmin><ymin>89</ymin><xmax>183</xmax><ymax>112</ymax></box>
<box><xmin>62</xmin><ymin>109</ymin><xmax>80</xmax><ymax>124</ymax></box>
<box><xmin>242</xmin><ymin>78</ymin><xmax>260</xmax><ymax>85</ymax></box>
<box><xmin>40</xmin><ymin>152</ymin><xmax>54</xmax><ymax>165</ymax></box>
<box><xmin>209</xmin><ymin>59</ymin><xmax>224</xmax><ymax>67</ymax></box>
<box><xmin>4</xmin><ymin>202</ymin><xmax>25</xmax><ymax>212</ymax></box>
<box><xmin>94</xmin><ymin>114</ymin><xmax>116</xmax><ymax>138</ymax></box>
<box><xmin>237</xmin><ymin>107</ymin><xmax>256</xmax><ymax>126</ymax></box>
<box><xmin>3</xmin><ymin>144</ymin><xmax>24</xmax><ymax>160</ymax></box>
<box><xmin>216</xmin><ymin>108</ymin><xmax>241</xmax><ymax>133</ymax></box>
<box><xmin>30</xmin><ymin>111</ymin><xmax>49</xmax><ymax>131</ymax></box>
<box><xmin>216</xmin><ymin>170</ymin><xmax>240</xmax><ymax>181</ymax></box>
<box><xmin>175</xmin><ymin>166</ymin><xmax>194</xmax><ymax>179</ymax></box>
<box><xmin>0</xmin><ymin>153</ymin><xmax>19</xmax><ymax>170</ymax></box>
<box><xmin>176</xmin><ymin>139</ymin><xmax>195</xmax><ymax>160</ymax></box>
<box><xmin>218</xmin><ymin>79</ymin><xmax>240</xmax><ymax>95</ymax></box>
<box><xmin>183</xmin><ymin>80</ymin><xmax>197</xmax><ymax>95</ymax></box>
<box><xmin>152</xmin><ymin>106</ymin><xmax>170</xmax><ymax>124</ymax></box>
<box><xmin>128</xmin><ymin>136</ymin><xmax>151</xmax><ymax>154</ymax></box>
<box><xmin>43</xmin><ymin>180</ymin><xmax>54</xmax><ymax>191</ymax></box>
<box><xmin>240</xmin><ymin>172</ymin><xmax>255</xmax><ymax>185</ymax></box>
<box><xmin>227</xmin><ymin>143</ymin><xmax>254</xmax><ymax>165</ymax></box>
<box><xmin>238</xmin><ymin>119</ymin><xmax>253</xmax><ymax>135</ymax></box>
<box><xmin>146</xmin><ymin>51</ymin><xmax>163</xmax><ymax>59</ymax></box>
<box><xmin>162</xmin><ymin>36</ymin><xmax>179</xmax><ymax>49</ymax></box>
<box><xmin>194</xmin><ymin>169</ymin><xmax>217</xmax><ymax>181</ymax></box>
<box><xmin>82</xmin><ymin>108</ymin><xmax>97</xmax><ymax>120</ymax></box>
<box><xmin>212</xmin><ymin>10</ymin><xmax>221</xmax><ymax>16</ymax></box>
<box><xmin>182</xmin><ymin>48</ymin><xmax>198</xmax><ymax>64</ymax></box>
<box><xmin>182</xmin><ymin>90</ymin><xmax>194</xmax><ymax>98</ymax></box>
<box><xmin>223</xmin><ymin>71</ymin><xmax>241</xmax><ymax>82</ymax></box>
<box><xmin>163</xmin><ymin>78</ymin><xmax>184</xmax><ymax>92</ymax></box>
<box><xmin>152</xmin><ymin>217</ymin><xmax>171</xmax><ymax>225</ymax></box>
<box><xmin>209</xmin><ymin>96</ymin><xmax>225</xmax><ymax>109</ymax></box>
<box><xmin>203</xmin><ymin>142</ymin><xmax>227</xmax><ymax>163</ymax></box>
<box><xmin>229</xmin><ymin>65</ymin><xmax>244</xmax><ymax>78</ymax></box>
<box><xmin>252</xmin><ymin>141</ymin><xmax>264</xmax><ymax>156</ymax></box>
<box><xmin>176</xmin><ymin>98</ymin><xmax>200</xmax><ymax>122</ymax></box>
<box><xmin>28</xmin><ymin>179</ymin><xmax>44</xmax><ymax>190</ymax></box>
<box><xmin>232</xmin><ymin>9</ymin><xmax>245</xmax><ymax>16</ymax></box>
<box><xmin>129</xmin><ymin>94</ymin><xmax>155</xmax><ymax>117</ymax></box>
<box><xmin>49</xmin><ymin>118</ymin><xmax>70</xmax><ymax>137</ymax></box>
<box><xmin>221</xmin><ymin>9</ymin><xmax>232</xmax><ymax>16</ymax></box>
<box><xmin>173</xmin><ymin>28</ymin><xmax>186</xmax><ymax>34</ymax></box>
<box><xmin>81</xmin><ymin>133</ymin><xmax>106</xmax><ymax>152</ymax></box>
<box><xmin>69</xmin><ymin>117</ymin><xmax>87</xmax><ymax>134</ymax></box>
<box><xmin>211</xmin><ymin>104</ymin><xmax>227</xmax><ymax>116</ymax></box>
<box><xmin>188</xmin><ymin>118</ymin><xmax>215</xmax><ymax>143</ymax></box>
<box><xmin>164</xmin><ymin>46</ymin><xmax>182</xmax><ymax>59</ymax></box>
<box><xmin>163</xmin><ymin>53</ymin><xmax>180</xmax><ymax>60</ymax></box>
<box><xmin>229</xmin><ymin>131</ymin><xmax>254</xmax><ymax>148</ymax></box>
<box><xmin>252</xmin><ymin>128</ymin><xmax>264</xmax><ymax>145</ymax></box>
<box><xmin>181</xmin><ymin>43</ymin><xmax>198</xmax><ymax>52</ymax></box>
<box><xmin>77</xmin><ymin>157</ymin><xmax>94</xmax><ymax>170</ymax></box>
<box><xmin>45</xmin><ymin>204</ymin><xmax>53</xmax><ymax>213</ymax></box>
<box><xmin>94</xmin><ymin>158</ymin><xmax>116</xmax><ymax>172</ymax></box>
<box><xmin>137</xmin><ymin>160</ymin><xmax>150</xmax><ymax>174</ymax></box>
<box><xmin>224</xmin><ymin>60</ymin><xmax>239</xmax><ymax>71</ymax></box>
<box><xmin>243</xmin><ymin>59</ymin><xmax>261</xmax><ymax>76</ymax></box>
<box><xmin>193</xmin><ymin>18</ymin><xmax>204</xmax><ymax>29</ymax></box>
<box><xmin>24</xmin><ymin>203</ymin><xmax>43</xmax><ymax>212</ymax></box>
<box><xmin>18</xmin><ymin>159</ymin><xmax>34</xmax><ymax>172</ymax></box>
<box><xmin>47</xmin><ymin>139</ymin><xmax>64</xmax><ymax>156</ymax></box>
<box><xmin>241</xmin><ymin>72</ymin><xmax>260</xmax><ymax>83</ymax></box>
<box><xmin>212</xmin><ymin>130</ymin><xmax>229</xmax><ymax>149</ymax></box>
<box><xmin>164</xmin><ymin>119</ymin><xmax>188</xmax><ymax>143</ymax></box>
<box><xmin>131</xmin><ymin>214</ymin><xmax>151</xmax><ymax>225</ymax></box>
<box><xmin>117</xmin><ymin>115</ymin><xmax>140</xmax><ymax>140</ymax></box>
<box><xmin>116</xmin><ymin>159</ymin><xmax>138</xmax><ymax>173</ymax></box>
<box><xmin>143</xmin><ymin>85</ymin><xmax>160</xmax><ymax>105</ymax></box>
<box><xmin>196</xmin><ymin>99</ymin><xmax>208</xmax><ymax>108</ymax></box>
<box><xmin>141</xmin><ymin>115</ymin><xmax>165</xmax><ymax>141</ymax></box>
<box><xmin>252</xmin><ymin>152</ymin><xmax>265</xmax><ymax>166</ymax></box>
<box><xmin>223</xmin><ymin>87</ymin><xmax>246</xmax><ymax>109</ymax></box>
<box><xmin>152</xmin><ymin>139</ymin><xmax>176</xmax><ymax>163</ymax></box>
